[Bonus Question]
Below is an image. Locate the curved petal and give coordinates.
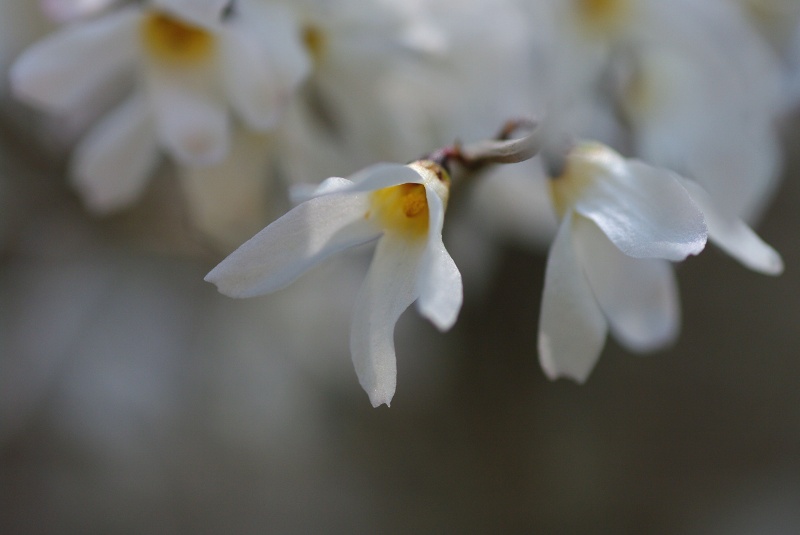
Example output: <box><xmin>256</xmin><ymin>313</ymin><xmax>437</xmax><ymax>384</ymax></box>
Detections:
<box><xmin>415</xmin><ymin>186</ymin><xmax>462</xmax><ymax>331</ymax></box>
<box><xmin>221</xmin><ymin>4</ymin><xmax>310</xmax><ymax>130</ymax></box>
<box><xmin>680</xmin><ymin>178</ymin><xmax>784</xmax><ymax>275</ymax></box>
<box><xmin>10</xmin><ymin>8</ymin><xmax>139</xmax><ymax>112</ymax></box>
<box><xmin>538</xmin><ymin>214</ymin><xmax>608</xmax><ymax>383</ymax></box>
<box><xmin>205</xmin><ymin>193</ymin><xmax>381</xmax><ymax>298</ymax></box>
<box><xmin>574</xmin><ymin>159</ymin><xmax>707</xmax><ymax>261</ymax></box>
<box><xmin>71</xmin><ymin>94</ymin><xmax>159</xmax><ymax>213</ymax></box>
<box><xmin>146</xmin><ymin>66</ymin><xmax>229</xmax><ymax>166</ymax></box>
<box><xmin>289</xmin><ymin>163</ymin><xmax>426</xmax><ymax>202</ymax></box>
<box><xmin>573</xmin><ymin>216</ymin><xmax>680</xmax><ymax>353</ymax></box>
<box><xmin>351</xmin><ymin>233</ymin><xmax>426</xmax><ymax>407</ymax></box>
<box><xmin>342</xmin><ymin>163</ymin><xmax>426</xmax><ymax>193</ymax></box>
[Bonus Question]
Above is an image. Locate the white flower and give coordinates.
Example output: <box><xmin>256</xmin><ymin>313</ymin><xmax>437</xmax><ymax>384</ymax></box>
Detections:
<box><xmin>539</xmin><ymin>142</ymin><xmax>783</xmax><ymax>382</ymax></box>
<box><xmin>536</xmin><ymin>0</ymin><xmax>784</xmax><ymax>220</ymax></box>
<box><xmin>205</xmin><ymin>161</ymin><xmax>463</xmax><ymax>407</ymax></box>
<box><xmin>10</xmin><ymin>0</ymin><xmax>310</xmax><ymax>211</ymax></box>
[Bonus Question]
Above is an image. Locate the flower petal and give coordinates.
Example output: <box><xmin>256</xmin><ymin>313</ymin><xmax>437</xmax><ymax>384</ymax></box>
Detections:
<box><xmin>415</xmin><ymin>186</ymin><xmax>462</xmax><ymax>331</ymax></box>
<box><xmin>10</xmin><ymin>7</ymin><xmax>139</xmax><ymax>112</ymax></box>
<box><xmin>205</xmin><ymin>193</ymin><xmax>380</xmax><ymax>298</ymax></box>
<box><xmin>351</xmin><ymin>233</ymin><xmax>426</xmax><ymax>407</ymax></box>
<box><xmin>538</xmin><ymin>214</ymin><xmax>608</xmax><ymax>382</ymax></box>
<box><xmin>291</xmin><ymin>163</ymin><xmax>427</xmax><ymax>203</ymax></box>
<box><xmin>679</xmin><ymin>178</ymin><xmax>784</xmax><ymax>275</ymax></box>
<box><xmin>343</xmin><ymin>163</ymin><xmax>426</xmax><ymax>193</ymax></box>
<box><xmin>71</xmin><ymin>94</ymin><xmax>159</xmax><ymax>212</ymax></box>
<box><xmin>573</xmin><ymin>216</ymin><xmax>680</xmax><ymax>352</ymax></box>
<box><xmin>221</xmin><ymin>3</ymin><xmax>310</xmax><ymax>130</ymax></box>
<box><xmin>574</xmin><ymin>158</ymin><xmax>707</xmax><ymax>261</ymax></box>
<box><xmin>146</xmin><ymin>66</ymin><xmax>229</xmax><ymax>166</ymax></box>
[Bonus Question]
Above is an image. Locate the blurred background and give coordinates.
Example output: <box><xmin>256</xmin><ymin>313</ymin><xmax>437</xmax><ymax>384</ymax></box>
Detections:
<box><xmin>2</xmin><ymin>1</ymin><xmax>800</xmax><ymax>534</ymax></box>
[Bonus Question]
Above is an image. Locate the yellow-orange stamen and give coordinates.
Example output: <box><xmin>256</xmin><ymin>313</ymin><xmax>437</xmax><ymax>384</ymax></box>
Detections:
<box><xmin>370</xmin><ymin>183</ymin><xmax>430</xmax><ymax>238</ymax></box>
<box><xmin>141</xmin><ymin>11</ymin><xmax>215</xmax><ymax>64</ymax></box>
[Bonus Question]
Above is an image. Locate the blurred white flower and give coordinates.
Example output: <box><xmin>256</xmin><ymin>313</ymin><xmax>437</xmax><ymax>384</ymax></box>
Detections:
<box><xmin>206</xmin><ymin>160</ymin><xmax>462</xmax><ymax>407</ymax></box>
<box><xmin>539</xmin><ymin>0</ymin><xmax>784</xmax><ymax>220</ymax></box>
<box><xmin>11</xmin><ymin>0</ymin><xmax>310</xmax><ymax>211</ymax></box>
<box><xmin>538</xmin><ymin>141</ymin><xmax>782</xmax><ymax>382</ymax></box>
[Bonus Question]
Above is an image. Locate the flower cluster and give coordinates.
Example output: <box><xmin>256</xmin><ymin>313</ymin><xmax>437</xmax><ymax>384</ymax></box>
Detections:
<box><xmin>2</xmin><ymin>0</ymin><xmax>794</xmax><ymax>408</ymax></box>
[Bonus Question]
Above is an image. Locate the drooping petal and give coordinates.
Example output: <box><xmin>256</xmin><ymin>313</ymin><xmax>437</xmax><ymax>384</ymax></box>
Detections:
<box><xmin>10</xmin><ymin>7</ymin><xmax>140</xmax><ymax>112</ymax></box>
<box><xmin>573</xmin><ymin>157</ymin><xmax>707</xmax><ymax>261</ymax></box>
<box><xmin>538</xmin><ymin>214</ymin><xmax>608</xmax><ymax>382</ymax></box>
<box><xmin>205</xmin><ymin>193</ymin><xmax>381</xmax><ymax>298</ymax></box>
<box><xmin>146</xmin><ymin>66</ymin><xmax>229</xmax><ymax>166</ymax></box>
<box><xmin>221</xmin><ymin>3</ymin><xmax>310</xmax><ymax>130</ymax></box>
<box><xmin>71</xmin><ymin>94</ymin><xmax>159</xmax><ymax>213</ymax></box>
<box><xmin>679</xmin><ymin>178</ymin><xmax>784</xmax><ymax>275</ymax></box>
<box><xmin>415</xmin><ymin>186</ymin><xmax>462</xmax><ymax>331</ymax></box>
<box><xmin>351</xmin><ymin>233</ymin><xmax>427</xmax><ymax>407</ymax></box>
<box><xmin>153</xmin><ymin>0</ymin><xmax>229</xmax><ymax>28</ymax></box>
<box><xmin>573</xmin><ymin>216</ymin><xmax>680</xmax><ymax>353</ymax></box>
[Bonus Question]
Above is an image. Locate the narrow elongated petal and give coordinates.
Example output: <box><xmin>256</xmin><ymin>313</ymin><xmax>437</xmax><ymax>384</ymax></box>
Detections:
<box><xmin>206</xmin><ymin>193</ymin><xmax>380</xmax><ymax>297</ymax></box>
<box><xmin>415</xmin><ymin>186</ymin><xmax>462</xmax><ymax>331</ymax></box>
<box><xmin>538</xmin><ymin>214</ymin><xmax>608</xmax><ymax>382</ymax></box>
<box><xmin>351</xmin><ymin>234</ymin><xmax>426</xmax><ymax>407</ymax></box>
<box><xmin>574</xmin><ymin>159</ymin><xmax>707</xmax><ymax>261</ymax></box>
<box><xmin>222</xmin><ymin>4</ymin><xmax>310</xmax><ymax>130</ymax></box>
<box><xmin>573</xmin><ymin>216</ymin><xmax>680</xmax><ymax>352</ymax></box>
<box><xmin>71</xmin><ymin>94</ymin><xmax>159</xmax><ymax>212</ymax></box>
<box><xmin>147</xmin><ymin>67</ymin><xmax>229</xmax><ymax>166</ymax></box>
<box><xmin>679</xmin><ymin>178</ymin><xmax>784</xmax><ymax>275</ymax></box>
<box><xmin>10</xmin><ymin>8</ymin><xmax>139</xmax><ymax>112</ymax></box>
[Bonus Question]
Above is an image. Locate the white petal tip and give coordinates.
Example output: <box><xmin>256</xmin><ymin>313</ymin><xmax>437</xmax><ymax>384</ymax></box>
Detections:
<box><xmin>538</xmin><ymin>338</ymin><xmax>593</xmax><ymax>384</ymax></box>
<box><xmin>540</xmin><ymin>364</ymin><xmax>590</xmax><ymax>384</ymax></box>
<box><xmin>420</xmin><ymin>306</ymin><xmax>459</xmax><ymax>332</ymax></box>
<box><xmin>759</xmin><ymin>251</ymin><xmax>784</xmax><ymax>276</ymax></box>
<box><xmin>203</xmin><ymin>267</ymin><xmax>244</xmax><ymax>298</ymax></box>
<box><xmin>368</xmin><ymin>391</ymin><xmax>393</xmax><ymax>408</ymax></box>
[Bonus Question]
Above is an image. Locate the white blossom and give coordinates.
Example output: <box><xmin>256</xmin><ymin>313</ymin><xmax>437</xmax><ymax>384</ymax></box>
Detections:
<box><xmin>10</xmin><ymin>0</ymin><xmax>310</xmax><ymax>211</ymax></box>
<box><xmin>539</xmin><ymin>141</ymin><xmax>782</xmax><ymax>382</ymax></box>
<box><xmin>537</xmin><ymin>0</ymin><xmax>784</xmax><ymax>220</ymax></box>
<box><xmin>205</xmin><ymin>161</ymin><xmax>462</xmax><ymax>407</ymax></box>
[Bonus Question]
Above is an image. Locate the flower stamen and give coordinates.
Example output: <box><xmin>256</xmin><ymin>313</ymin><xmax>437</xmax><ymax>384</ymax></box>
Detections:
<box><xmin>141</xmin><ymin>11</ymin><xmax>216</xmax><ymax>64</ymax></box>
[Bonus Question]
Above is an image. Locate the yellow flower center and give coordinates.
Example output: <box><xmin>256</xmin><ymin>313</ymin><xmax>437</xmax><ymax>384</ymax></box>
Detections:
<box><xmin>367</xmin><ymin>161</ymin><xmax>450</xmax><ymax>239</ymax></box>
<box><xmin>302</xmin><ymin>25</ymin><xmax>327</xmax><ymax>65</ymax></box>
<box><xmin>140</xmin><ymin>11</ymin><xmax>216</xmax><ymax>65</ymax></box>
<box><xmin>574</xmin><ymin>0</ymin><xmax>631</xmax><ymax>36</ymax></box>
<box><xmin>370</xmin><ymin>183</ymin><xmax>430</xmax><ymax>238</ymax></box>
